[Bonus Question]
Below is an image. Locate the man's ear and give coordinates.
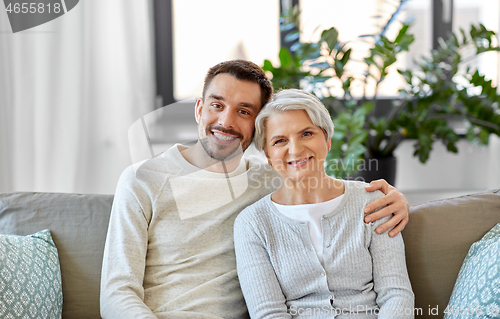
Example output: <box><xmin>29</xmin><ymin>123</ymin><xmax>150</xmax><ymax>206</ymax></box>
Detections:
<box><xmin>194</xmin><ymin>98</ymin><xmax>203</xmax><ymax>124</ymax></box>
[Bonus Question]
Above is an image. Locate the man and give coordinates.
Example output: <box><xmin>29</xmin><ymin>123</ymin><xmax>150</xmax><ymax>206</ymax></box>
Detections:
<box><xmin>100</xmin><ymin>60</ymin><xmax>409</xmax><ymax>318</ymax></box>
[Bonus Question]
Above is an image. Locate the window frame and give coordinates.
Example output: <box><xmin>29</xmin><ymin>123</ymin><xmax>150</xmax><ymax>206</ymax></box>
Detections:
<box><xmin>153</xmin><ymin>0</ymin><xmax>455</xmax><ymax>108</ymax></box>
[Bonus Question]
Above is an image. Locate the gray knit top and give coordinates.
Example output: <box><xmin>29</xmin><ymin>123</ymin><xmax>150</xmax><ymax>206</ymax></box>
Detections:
<box><xmin>234</xmin><ymin>180</ymin><xmax>414</xmax><ymax>318</ymax></box>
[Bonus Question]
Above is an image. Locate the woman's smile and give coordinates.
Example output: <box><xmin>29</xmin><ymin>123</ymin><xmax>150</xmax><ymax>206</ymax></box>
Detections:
<box><xmin>287</xmin><ymin>156</ymin><xmax>313</xmax><ymax>167</ymax></box>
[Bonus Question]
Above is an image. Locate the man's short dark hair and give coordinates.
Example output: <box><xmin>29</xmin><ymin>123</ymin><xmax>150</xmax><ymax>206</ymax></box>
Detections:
<box><xmin>202</xmin><ymin>60</ymin><xmax>273</xmax><ymax>108</ymax></box>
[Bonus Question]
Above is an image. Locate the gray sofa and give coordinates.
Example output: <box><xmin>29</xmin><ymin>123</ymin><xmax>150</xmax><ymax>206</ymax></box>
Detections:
<box><xmin>0</xmin><ymin>189</ymin><xmax>499</xmax><ymax>318</ymax></box>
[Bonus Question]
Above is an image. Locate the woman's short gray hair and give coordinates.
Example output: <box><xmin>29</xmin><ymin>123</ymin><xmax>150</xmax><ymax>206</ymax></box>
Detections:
<box><xmin>254</xmin><ymin>89</ymin><xmax>334</xmax><ymax>151</ymax></box>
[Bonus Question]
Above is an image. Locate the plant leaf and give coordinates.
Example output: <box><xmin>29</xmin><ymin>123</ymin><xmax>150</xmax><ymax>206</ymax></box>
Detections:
<box><xmin>279</xmin><ymin>47</ymin><xmax>292</xmax><ymax>67</ymax></box>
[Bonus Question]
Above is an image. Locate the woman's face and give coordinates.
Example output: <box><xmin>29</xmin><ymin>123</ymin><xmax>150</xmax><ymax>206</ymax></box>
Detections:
<box><xmin>264</xmin><ymin>109</ymin><xmax>331</xmax><ymax>183</ymax></box>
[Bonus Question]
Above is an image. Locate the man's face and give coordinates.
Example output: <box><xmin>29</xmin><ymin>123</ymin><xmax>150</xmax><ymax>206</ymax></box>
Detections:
<box><xmin>195</xmin><ymin>73</ymin><xmax>262</xmax><ymax>161</ymax></box>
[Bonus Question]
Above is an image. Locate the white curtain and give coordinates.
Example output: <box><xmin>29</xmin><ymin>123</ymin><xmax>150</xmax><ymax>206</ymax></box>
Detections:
<box><xmin>0</xmin><ymin>0</ymin><xmax>155</xmax><ymax>194</ymax></box>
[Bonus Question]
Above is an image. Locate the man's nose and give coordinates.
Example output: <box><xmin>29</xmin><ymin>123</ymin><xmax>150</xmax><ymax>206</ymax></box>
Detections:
<box><xmin>218</xmin><ymin>109</ymin><xmax>236</xmax><ymax>128</ymax></box>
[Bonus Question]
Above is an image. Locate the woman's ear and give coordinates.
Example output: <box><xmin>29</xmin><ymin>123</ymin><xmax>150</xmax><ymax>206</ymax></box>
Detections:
<box><xmin>264</xmin><ymin>147</ymin><xmax>272</xmax><ymax>166</ymax></box>
<box><xmin>194</xmin><ymin>98</ymin><xmax>203</xmax><ymax>124</ymax></box>
<box><xmin>326</xmin><ymin>138</ymin><xmax>332</xmax><ymax>151</ymax></box>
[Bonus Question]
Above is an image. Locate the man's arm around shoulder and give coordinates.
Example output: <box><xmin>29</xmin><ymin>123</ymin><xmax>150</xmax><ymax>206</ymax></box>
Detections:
<box><xmin>364</xmin><ymin>179</ymin><xmax>410</xmax><ymax>237</ymax></box>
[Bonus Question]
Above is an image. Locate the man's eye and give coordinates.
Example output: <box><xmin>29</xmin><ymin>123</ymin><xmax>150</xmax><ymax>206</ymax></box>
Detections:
<box><xmin>212</xmin><ymin>103</ymin><xmax>222</xmax><ymax>108</ymax></box>
<box><xmin>239</xmin><ymin>110</ymin><xmax>250</xmax><ymax>115</ymax></box>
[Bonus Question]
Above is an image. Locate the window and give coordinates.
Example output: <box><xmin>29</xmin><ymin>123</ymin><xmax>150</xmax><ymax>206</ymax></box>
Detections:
<box><xmin>154</xmin><ymin>0</ymin><xmax>499</xmax><ymax>104</ymax></box>
<box><xmin>172</xmin><ymin>0</ymin><xmax>280</xmax><ymax>100</ymax></box>
<box><xmin>295</xmin><ymin>0</ymin><xmax>499</xmax><ymax>96</ymax></box>
<box><xmin>405</xmin><ymin>0</ymin><xmax>499</xmax><ymax>87</ymax></box>
<box><xmin>453</xmin><ymin>0</ymin><xmax>500</xmax><ymax>87</ymax></box>
<box><xmin>298</xmin><ymin>0</ymin><xmax>412</xmax><ymax>97</ymax></box>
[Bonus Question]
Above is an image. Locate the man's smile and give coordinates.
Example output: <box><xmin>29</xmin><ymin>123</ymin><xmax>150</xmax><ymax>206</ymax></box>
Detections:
<box><xmin>212</xmin><ymin>130</ymin><xmax>238</xmax><ymax>142</ymax></box>
<box><xmin>208</xmin><ymin>126</ymin><xmax>242</xmax><ymax>146</ymax></box>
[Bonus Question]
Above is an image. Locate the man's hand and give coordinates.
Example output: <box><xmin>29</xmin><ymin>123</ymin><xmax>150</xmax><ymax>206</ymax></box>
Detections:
<box><xmin>363</xmin><ymin>179</ymin><xmax>410</xmax><ymax>237</ymax></box>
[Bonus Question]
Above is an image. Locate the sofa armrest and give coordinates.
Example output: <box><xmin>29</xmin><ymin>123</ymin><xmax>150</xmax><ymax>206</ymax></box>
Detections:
<box><xmin>402</xmin><ymin>189</ymin><xmax>500</xmax><ymax>318</ymax></box>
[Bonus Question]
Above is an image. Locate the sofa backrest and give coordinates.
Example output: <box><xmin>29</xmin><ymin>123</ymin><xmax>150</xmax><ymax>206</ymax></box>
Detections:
<box><xmin>0</xmin><ymin>192</ymin><xmax>113</xmax><ymax>319</ymax></box>
<box><xmin>402</xmin><ymin>189</ymin><xmax>500</xmax><ymax>318</ymax></box>
<box><xmin>2</xmin><ymin>190</ymin><xmax>499</xmax><ymax>318</ymax></box>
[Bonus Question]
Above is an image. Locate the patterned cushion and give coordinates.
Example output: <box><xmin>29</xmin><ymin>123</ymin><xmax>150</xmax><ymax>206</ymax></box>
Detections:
<box><xmin>0</xmin><ymin>230</ymin><xmax>63</xmax><ymax>319</ymax></box>
<box><xmin>444</xmin><ymin>223</ymin><xmax>500</xmax><ymax>319</ymax></box>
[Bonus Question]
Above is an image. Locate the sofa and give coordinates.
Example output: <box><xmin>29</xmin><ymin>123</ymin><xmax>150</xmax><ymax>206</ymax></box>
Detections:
<box><xmin>0</xmin><ymin>189</ymin><xmax>499</xmax><ymax>318</ymax></box>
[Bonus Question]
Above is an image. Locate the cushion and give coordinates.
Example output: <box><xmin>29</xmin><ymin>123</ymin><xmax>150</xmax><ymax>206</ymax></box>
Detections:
<box><xmin>402</xmin><ymin>189</ymin><xmax>500</xmax><ymax>318</ymax></box>
<box><xmin>0</xmin><ymin>192</ymin><xmax>114</xmax><ymax>319</ymax></box>
<box><xmin>444</xmin><ymin>223</ymin><xmax>500</xmax><ymax>319</ymax></box>
<box><xmin>0</xmin><ymin>229</ymin><xmax>63</xmax><ymax>318</ymax></box>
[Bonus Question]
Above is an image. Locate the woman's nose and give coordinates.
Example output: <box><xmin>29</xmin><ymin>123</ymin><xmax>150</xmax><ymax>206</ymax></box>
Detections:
<box><xmin>288</xmin><ymin>139</ymin><xmax>304</xmax><ymax>155</ymax></box>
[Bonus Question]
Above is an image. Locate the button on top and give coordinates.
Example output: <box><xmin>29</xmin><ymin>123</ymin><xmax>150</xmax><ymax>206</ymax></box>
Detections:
<box><xmin>321</xmin><ymin>271</ymin><xmax>326</xmax><ymax>276</ymax></box>
<box><xmin>325</xmin><ymin>243</ymin><xmax>330</xmax><ymax>247</ymax></box>
<box><xmin>322</xmin><ymin>215</ymin><xmax>327</xmax><ymax>219</ymax></box>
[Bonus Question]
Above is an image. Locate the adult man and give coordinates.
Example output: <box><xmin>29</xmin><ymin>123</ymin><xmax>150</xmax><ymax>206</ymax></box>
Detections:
<box><xmin>100</xmin><ymin>60</ymin><xmax>409</xmax><ymax>318</ymax></box>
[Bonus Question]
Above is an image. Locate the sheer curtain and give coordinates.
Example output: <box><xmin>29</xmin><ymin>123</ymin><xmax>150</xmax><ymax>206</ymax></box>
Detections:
<box><xmin>0</xmin><ymin>0</ymin><xmax>155</xmax><ymax>194</ymax></box>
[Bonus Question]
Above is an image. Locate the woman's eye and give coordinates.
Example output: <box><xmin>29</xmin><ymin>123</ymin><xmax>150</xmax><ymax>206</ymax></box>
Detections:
<box><xmin>303</xmin><ymin>132</ymin><xmax>312</xmax><ymax>137</ymax></box>
<box><xmin>274</xmin><ymin>139</ymin><xmax>285</xmax><ymax>145</ymax></box>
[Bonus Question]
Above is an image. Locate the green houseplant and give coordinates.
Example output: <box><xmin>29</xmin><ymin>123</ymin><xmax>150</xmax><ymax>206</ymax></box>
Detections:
<box><xmin>263</xmin><ymin>2</ymin><xmax>500</xmax><ymax>182</ymax></box>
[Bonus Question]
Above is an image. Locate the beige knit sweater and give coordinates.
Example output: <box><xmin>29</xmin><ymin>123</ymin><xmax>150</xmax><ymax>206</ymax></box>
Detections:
<box><xmin>100</xmin><ymin>144</ymin><xmax>278</xmax><ymax>319</ymax></box>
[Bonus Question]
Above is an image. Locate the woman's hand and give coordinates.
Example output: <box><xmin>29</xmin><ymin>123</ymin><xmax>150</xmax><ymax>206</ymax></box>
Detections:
<box><xmin>363</xmin><ymin>179</ymin><xmax>410</xmax><ymax>237</ymax></box>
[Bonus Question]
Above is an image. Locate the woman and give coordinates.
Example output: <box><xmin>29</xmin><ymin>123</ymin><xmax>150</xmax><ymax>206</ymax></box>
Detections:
<box><xmin>234</xmin><ymin>89</ymin><xmax>414</xmax><ymax>318</ymax></box>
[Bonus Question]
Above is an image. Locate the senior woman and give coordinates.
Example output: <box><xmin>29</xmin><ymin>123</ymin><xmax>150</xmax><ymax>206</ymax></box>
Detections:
<box><xmin>234</xmin><ymin>89</ymin><xmax>414</xmax><ymax>318</ymax></box>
